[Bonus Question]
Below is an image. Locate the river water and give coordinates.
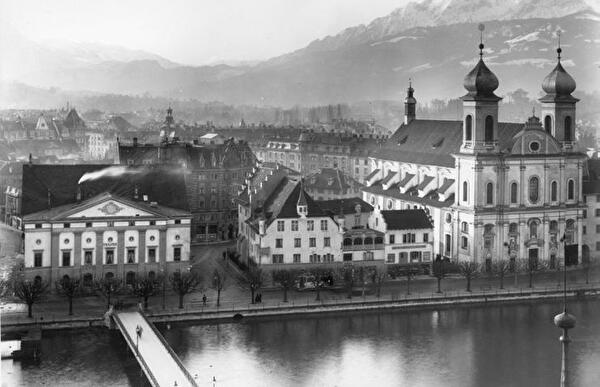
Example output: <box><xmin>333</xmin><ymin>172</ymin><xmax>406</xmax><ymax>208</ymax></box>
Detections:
<box><xmin>2</xmin><ymin>299</ymin><xmax>600</xmax><ymax>387</ymax></box>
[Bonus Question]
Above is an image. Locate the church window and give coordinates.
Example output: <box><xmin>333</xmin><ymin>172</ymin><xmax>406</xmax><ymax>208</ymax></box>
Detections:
<box><xmin>510</xmin><ymin>182</ymin><xmax>518</xmax><ymax>204</ymax></box>
<box><xmin>484</xmin><ymin>116</ymin><xmax>494</xmax><ymax>143</ymax></box>
<box><xmin>462</xmin><ymin>181</ymin><xmax>468</xmax><ymax>202</ymax></box>
<box><xmin>486</xmin><ymin>182</ymin><xmax>494</xmax><ymax>205</ymax></box>
<box><xmin>544</xmin><ymin>115</ymin><xmax>552</xmax><ymax>134</ymax></box>
<box><xmin>529</xmin><ymin>221</ymin><xmax>538</xmax><ymax>239</ymax></box>
<box><xmin>564</xmin><ymin>116</ymin><xmax>572</xmax><ymax>141</ymax></box>
<box><xmin>529</xmin><ymin>141</ymin><xmax>540</xmax><ymax>152</ymax></box>
<box><xmin>465</xmin><ymin>115</ymin><xmax>472</xmax><ymax>141</ymax></box>
<box><xmin>567</xmin><ymin>179</ymin><xmax>575</xmax><ymax>200</ymax></box>
<box><xmin>551</xmin><ymin>181</ymin><xmax>558</xmax><ymax>202</ymax></box>
<box><xmin>529</xmin><ymin>177</ymin><xmax>539</xmax><ymax>203</ymax></box>
<box><xmin>509</xmin><ymin>223</ymin><xmax>518</xmax><ymax>234</ymax></box>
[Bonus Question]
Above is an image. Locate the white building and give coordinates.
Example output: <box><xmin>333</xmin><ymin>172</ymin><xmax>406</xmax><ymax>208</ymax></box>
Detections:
<box><xmin>364</xmin><ymin>42</ymin><xmax>585</xmax><ymax>268</ymax></box>
<box><xmin>23</xmin><ymin>192</ymin><xmax>192</xmax><ymax>284</ymax></box>
<box><xmin>369</xmin><ymin>209</ymin><xmax>434</xmax><ymax>265</ymax></box>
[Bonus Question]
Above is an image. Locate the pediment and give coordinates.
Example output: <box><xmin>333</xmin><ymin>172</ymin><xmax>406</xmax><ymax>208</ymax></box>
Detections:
<box><xmin>66</xmin><ymin>198</ymin><xmax>154</xmax><ymax>219</ymax></box>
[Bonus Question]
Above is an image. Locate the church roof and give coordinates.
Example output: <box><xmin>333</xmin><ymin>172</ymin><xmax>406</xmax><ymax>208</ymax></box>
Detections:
<box><xmin>462</xmin><ymin>58</ymin><xmax>501</xmax><ymax>101</ymax></box>
<box><xmin>374</xmin><ymin>119</ymin><xmax>523</xmax><ymax>167</ymax></box>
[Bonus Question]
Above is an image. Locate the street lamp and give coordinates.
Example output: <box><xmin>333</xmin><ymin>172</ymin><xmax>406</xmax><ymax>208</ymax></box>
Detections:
<box><xmin>553</xmin><ymin>243</ymin><xmax>576</xmax><ymax>387</ymax></box>
<box><xmin>160</xmin><ymin>266</ymin><xmax>166</xmax><ymax>310</ymax></box>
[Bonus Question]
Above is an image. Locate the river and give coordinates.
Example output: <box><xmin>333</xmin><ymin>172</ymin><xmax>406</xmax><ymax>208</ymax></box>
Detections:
<box><xmin>2</xmin><ymin>299</ymin><xmax>600</xmax><ymax>386</ymax></box>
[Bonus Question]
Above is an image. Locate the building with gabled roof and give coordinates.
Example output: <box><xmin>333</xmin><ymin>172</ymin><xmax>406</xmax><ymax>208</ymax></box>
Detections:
<box><xmin>304</xmin><ymin>168</ymin><xmax>363</xmax><ymax>200</ymax></box>
<box><xmin>364</xmin><ymin>38</ymin><xmax>586</xmax><ymax>269</ymax></box>
<box><xmin>237</xmin><ymin>168</ymin><xmax>384</xmax><ymax>268</ymax></box>
<box><xmin>23</xmin><ymin>192</ymin><xmax>192</xmax><ymax>284</ymax></box>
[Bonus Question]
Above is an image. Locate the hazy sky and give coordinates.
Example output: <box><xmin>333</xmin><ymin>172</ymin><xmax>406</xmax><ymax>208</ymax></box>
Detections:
<box><xmin>1</xmin><ymin>0</ymin><xmax>409</xmax><ymax>65</ymax></box>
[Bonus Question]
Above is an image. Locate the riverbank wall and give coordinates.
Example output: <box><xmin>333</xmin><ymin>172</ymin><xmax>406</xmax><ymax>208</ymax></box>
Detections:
<box><xmin>3</xmin><ymin>285</ymin><xmax>599</xmax><ymax>333</ymax></box>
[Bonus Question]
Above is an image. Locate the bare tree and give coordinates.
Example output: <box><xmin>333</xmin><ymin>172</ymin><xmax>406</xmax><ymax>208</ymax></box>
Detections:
<box><xmin>582</xmin><ymin>256</ymin><xmax>592</xmax><ymax>285</ymax></box>
<box><xmin>14</xmin><ymin>278</ymin><xmax>48</xmax><ymax>318</ymax></box>
<box><xmin>170</xmin><ymin>271</ymin><xmax>203</xmax><ymax>309</ymax></box>
<box><xmin>95</xmin><ymin>277</ymin><xmax>123</xmax><ymax>309</ymax></box>
<box><xmin>432</xmin><ymin>255</ymin><xmax>447</xmax><ymax>294</ymax></box>
<box><xmin>458</xmin><ymin>261</ymin><xmax>480</xmax><ymax>292</ymax></box>
<box><xmin>247</xmin><ymin>266</ymin><xmax>265</xmax><ymax>304</ymax></box>
<box><xmin>130</xmin><ymin>274</ymin><xmax>160</xmax><ymax>309</ymax></box>
<box><xmin>370</xmin><ymin>266</ymin><xmax>387</xmax><ymax>298</ymax></box>
<box><xmin>56</xmin><ymin>276</ymin><xmax>82</xmax><ymax>315</ymax></box>
<box><xmin>211</xmin><ymin>268</ymin><xmax>228</xmax><ymax>307</ymax></box>
<box><xmin>272</xmin><ymin>270</ymin><xmax>297</xmax><ymax>302</ymax></box>
<box><xmin>518</xmin><ymin>258</ymin><xmax>547</xmax><ymax>288</ymax></box>
<box><xmin>338</xmin><ymin>265</ymin><xmax>355</xmax><ymax>299</ymax></box>
<box><xmin>492</xmin><ymin>259</ymin><xmax>511</xmax><ymax>289</ymax></box>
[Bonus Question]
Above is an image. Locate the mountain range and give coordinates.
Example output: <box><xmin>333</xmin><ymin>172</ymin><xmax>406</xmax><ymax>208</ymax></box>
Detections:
<box><xmin>1</xmin><ymin>0</ymin><xmax>599</xmax><ymax>108</ymax></box>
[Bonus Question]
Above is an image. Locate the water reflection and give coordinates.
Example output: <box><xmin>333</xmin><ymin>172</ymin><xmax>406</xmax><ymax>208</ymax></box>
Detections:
<box><xmin>2</xmin><ymin>299</ymin><xmax>600</xmax><ymax>386</ymax></box>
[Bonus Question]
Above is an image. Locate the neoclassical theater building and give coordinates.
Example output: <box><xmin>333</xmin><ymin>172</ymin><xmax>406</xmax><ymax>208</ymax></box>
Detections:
<box><xmin>364</xmin><ymin>41</ymin><xmax>585</xmax><ymax>268</ymax></box>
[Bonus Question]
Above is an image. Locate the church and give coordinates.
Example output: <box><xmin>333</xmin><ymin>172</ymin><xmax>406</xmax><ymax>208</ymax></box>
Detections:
<box><xmin>363</xmin><ymin>37</ymin><xmax>585</xmax><ymax>269</ymax></box>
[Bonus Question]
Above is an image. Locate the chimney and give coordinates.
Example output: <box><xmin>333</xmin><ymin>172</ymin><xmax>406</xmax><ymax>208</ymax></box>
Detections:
<box><xmin>28</xmin><ymin>153</ymin><xmax>32</xmax><ymax>165</ymax></box>
<box><xmin>133</xmin><ymin>185</ymin><xmax>139</xmax><ymax>200</ymax></box>
<box><xmin>133</xmin><ymin>137</ymin><xmax>138</xmax><ymax>147</ymax></box>
<box><xmin>143</xmin><ymin>194</ymin><xmax>148</xmax><ymax>202</ymax></box>
<box><xmin>47</xmin><ymin>189</ymin><xmax>52</xmax><ymax>209</ymax></box>
<box><xmin>76</xmin><ymin>185</ymin><xmax>82</xmax><ymax>202</ymax></box>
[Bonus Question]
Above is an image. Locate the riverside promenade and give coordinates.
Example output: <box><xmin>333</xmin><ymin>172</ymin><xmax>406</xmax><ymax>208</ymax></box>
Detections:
<box><xmin>2</xmin><ymin>279</ymin><xmax>600</xmax><ymax>332</ymax></box>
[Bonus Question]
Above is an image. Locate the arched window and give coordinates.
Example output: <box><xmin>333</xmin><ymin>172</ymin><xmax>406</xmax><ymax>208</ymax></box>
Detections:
<box><xmin>486</xmin><ymin>182</ymin><xmax>494</xmax><ymax>205</ymax></box>
<box><xmin>463</xmin><ymin>181</ymin><xmax>468</xmax><ymax>202</ymax></box>
<box><xmin>510</xmin><ymin>182</ymin><xmax>518</xmax><ymax>204</ymax></box>
<box><xmin>375</xmin><ymin>236</ymin><xmax>384</xmax><ymax>244</ymax></box>
<box><xmin>105</xmin><ymin>272</ymin><xmax>114</xmax><ymax>280</ymax></box>
<box><xmin>126</xmin><ymin>271</ymin><xmax>136</xmax><ymax>285</ymax></box>
<box><xmin>485</xmin><ymin>115</ymin><xmax>494</xmax><ymax>143</ymax></box>
<box><xmin>550</xmin><ymin>220</ymin><xmax>558</xmax><ymax>233</ymax></box>
<box><xmin>364</xmin><ymin>237</ymin><xmax>373</xmax><ymax>245</ymax></box>
<box><xmin>564</xmin><ymin>116</ymin><xmax>572</xmax><ymax>141</ymax></box>
<box><xmin>529</xmin><ymin>221</ymin><xmax>538</xmax><ymax>239</ymax></box>
<box><xmin>567</xmin><ymin>179</ymin><xmax>575</xmax><ymax>200</ymax></box>
<box><xmin>529</xmin><ymin>177</ymin><xmax>539</xmax><ymax>203</ymax></box>
<box><xmin>353</xmin><ymin>238</ymin><xmax>363</xmax><ymax>245</ymax></box>
<box><xmin>551</xmin><ymin>181</ymin><xmax>558</xmax><ymax>202</ymax></box>
<box><xmin>461</xmin><ymin>221</ymin><xmax>469</xmax><ymax>233</ymax></box>
<box><xmin>544</xmin><ymin>115</ymin><xmax>552</xmax><ymax>134</ymax></box>
<box><xmin>465</xmin><ymin>115</ymin><xmax>473</xmax><ymax>141</ymax></box>
<box><xmin>343</xmin><ymin>238</ymin><xmax>352</xmax><ymax>246</ymax></box>
<box><xmin>83</xmin><ymin>273</ymin><xmax>93</xmax><ymax>286</ymax></box>
<box><xmin>509</xmin><ymin>223</ymin><xmax>518</xmax><ymax>234</ymax></box>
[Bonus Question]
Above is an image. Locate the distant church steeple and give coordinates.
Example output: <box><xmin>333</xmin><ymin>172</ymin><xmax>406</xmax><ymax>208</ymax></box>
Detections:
<box><xmin>404</xmin><ymin>79</ymin><xmax>416</xmax><ymax>125</ymax></box>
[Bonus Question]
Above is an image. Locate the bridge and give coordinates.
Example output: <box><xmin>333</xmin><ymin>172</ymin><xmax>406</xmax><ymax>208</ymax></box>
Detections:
<box><xmin>111</xmin><ymin>309</ymin><xmax>197</xmax><ymax>387</ymax></box>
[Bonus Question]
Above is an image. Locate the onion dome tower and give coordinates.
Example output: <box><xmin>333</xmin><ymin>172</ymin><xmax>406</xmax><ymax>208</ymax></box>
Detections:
<box><xmin>539</xmin><ymin>31</ymin><xmax>578</xmax><ymax>150</ymax></box>
<box><xmin>404</xmin><ymin>79</ymin><xmax>417</xmax><ymax>125</ymax></box>
<box><xmin>460</xmin><ymin>24</ymin><xmax>502</xmax><ymax>154</ymax></box>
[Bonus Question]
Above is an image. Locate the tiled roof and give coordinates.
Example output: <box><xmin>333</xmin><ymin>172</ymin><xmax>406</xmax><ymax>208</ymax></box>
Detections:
<box><xmin>21</xmin><ymin>164</ymin><xmax>189</xmax><ymax>215</ymax></box>
<box><xmin>438</xmin><ymin>178</ymin><xmax>455</xmax><ymax>194</ymax></box>
<box><xmin>23</xmin><ymin>192</ymin><xmax>190</xmax><ymax>221</ymax></box>
<box><xmin>417</xmin><ymin>175</ymin><xmax>434</xmax><ymax>191</ymax></box>
<box><xmin>380</xmin><ymin>209</ymin><xmax>433</xmax><ymax>230</ymax></box>
<box><xmin>362</xmin><ymin>183</ymin><xmax>455</xmax><ymax>209</ymax></box>
<box><xmin>373</xmin><ymin>119</ymin><xmax>524</xmax><ymax>167</ymax></box>
<box><xmin>397</xmin><ymin>173</ymin><xmax>415</xmax><ymax>188</ymax></box>
<box><xmin>315</xmin><ymin>197</ymin><xmax>373</xmax><ymax>216</ymax></box>
<box><xmin>305</xmin><ymin>168</ymin><xmax>361</xmax><ymax>193</ymax></box>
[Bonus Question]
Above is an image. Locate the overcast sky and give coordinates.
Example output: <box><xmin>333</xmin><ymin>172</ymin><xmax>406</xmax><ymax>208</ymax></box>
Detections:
<box><xmin>1</xmin><ymin>0</ymin><xmax>408</xmax><ymax>65</ymax></box>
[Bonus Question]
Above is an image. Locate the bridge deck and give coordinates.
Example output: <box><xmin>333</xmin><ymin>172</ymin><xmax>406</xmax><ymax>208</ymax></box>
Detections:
<box><xmin>113</xmin><ymin>311</ymin><xmax>196</xmax><ymax>387</ymax></box>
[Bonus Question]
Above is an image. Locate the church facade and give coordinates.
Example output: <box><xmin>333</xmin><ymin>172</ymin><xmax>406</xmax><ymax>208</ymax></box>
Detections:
<box><xmin>364</xmin><ymin>41</ymin><xmax>585</xmax><ymax>267</ymax></box>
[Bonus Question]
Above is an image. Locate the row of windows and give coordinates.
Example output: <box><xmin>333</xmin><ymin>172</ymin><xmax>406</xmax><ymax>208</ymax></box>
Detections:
<box><xmin>386</xmin><ymin>251</ymin><xmax>430</xmax><ymax>263</ymax></box>
<box><xmin>34</xmin><ymin>220</ymin><xmax>175</xmax><ymax>229</ymax></box>
<box><xmin>276</xmin><ymin>237</ymin><xmax>331</xmax><ymax>248</ymax></box>
<box><xmin>277</xmin><ymin>219</ymin><xmax>328</xmax><ymax>232</ymax></box>
<box><xmin>387</xmin><ymin>233</ymin><xmax>429</xmax><ymax>244</ymax></box>
<box><xmin>461</xmin><ymin>179</ymin><xmax>576</xmax><ymax>204</ymax></box>
<box><xmin>33</xmin><ymin>247</ymin><xmax>181</xmax><ymax>267</ymax></box>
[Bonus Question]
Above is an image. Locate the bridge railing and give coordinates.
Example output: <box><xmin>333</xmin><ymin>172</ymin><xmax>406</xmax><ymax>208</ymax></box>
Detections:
<box><xmin>138</xmin><ymin>311</ymin><xmax>198</xmax><ymax>386</ymax></box>
<box><xmin>112</xmin><ymin>313</ymin><xmax>160</xmax><ymax>387</ymax></box>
